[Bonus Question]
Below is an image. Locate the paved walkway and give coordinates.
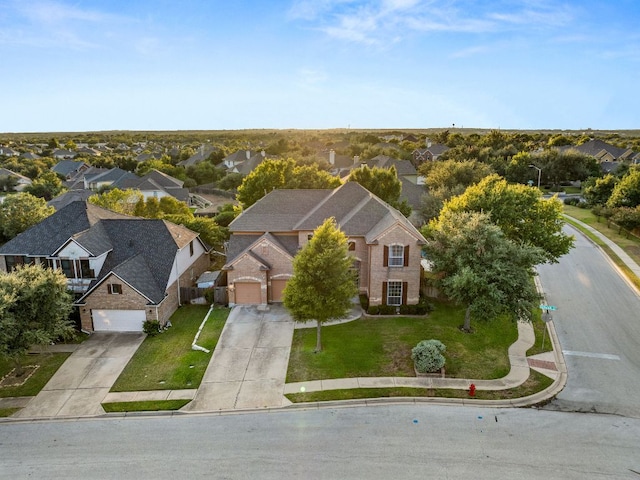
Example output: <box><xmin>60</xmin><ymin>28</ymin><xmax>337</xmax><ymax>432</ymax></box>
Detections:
<box><xmin>563</xmin><ymin>214</ymin><xmax>640</xmax><ymax>283</ymax></box>
<box><xmin>12</xmin><ymin>333</ymin><xmax>144</xmax><ymax>418</ymax></box>
<box><xmin>182</xmin><ymin>305</ymin><xmax>295</xmax><ymax>411</ymax></box>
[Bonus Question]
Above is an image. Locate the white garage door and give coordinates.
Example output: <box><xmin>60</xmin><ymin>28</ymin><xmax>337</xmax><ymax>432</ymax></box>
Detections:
<box><xmin>92</xmin><ymin>309</ymin><xmax>146</xmax><ymax>332</ymax></box>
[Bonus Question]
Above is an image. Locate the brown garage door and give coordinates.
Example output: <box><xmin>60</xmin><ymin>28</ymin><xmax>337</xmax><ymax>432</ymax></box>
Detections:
<box><xmin>271</xmin><ymin>279</ymin><xmax>288</xmax><ymax>302</ymax></box>
<box><xmin>234</xmin><ymin>282</ymin><xmax>262</xmax><ymax>304</ymax></box>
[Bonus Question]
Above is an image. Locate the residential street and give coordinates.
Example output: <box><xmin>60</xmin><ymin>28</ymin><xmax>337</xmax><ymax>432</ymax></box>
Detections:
<box><xmin>1</xmin><ymin>406</ymin><xmax>639</xmax><ymax>479</ymax></box>
<box><xmin>538</xmin><ymin>225</ymin><xmax>640</xmax><ymax>418</ymax></box>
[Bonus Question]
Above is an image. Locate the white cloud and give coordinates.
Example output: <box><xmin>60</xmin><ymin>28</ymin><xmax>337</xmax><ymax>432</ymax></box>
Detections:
<box><xmin>289</xmin><ymin>0</ymin><xmax>577</xmax><ymax>45</ymax></box>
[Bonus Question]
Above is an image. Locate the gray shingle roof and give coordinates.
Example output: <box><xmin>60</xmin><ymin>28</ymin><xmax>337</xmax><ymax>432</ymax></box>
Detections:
<box><xmin>227</xmin><ymin>182</ymin><xmax>425</xmax><ymax>257</ymax></box>
<box><xmin>0</xmin><ymin>201</ymin><xmax>128</xmax><ymax>256</ymax></box>
<box><xmin>0</xmin><ymin>200</ymin><xmax>202</xmax><ymax>305</ymax></box>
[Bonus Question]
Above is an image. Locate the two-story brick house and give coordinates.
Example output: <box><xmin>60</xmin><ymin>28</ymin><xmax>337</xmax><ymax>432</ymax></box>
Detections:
<box><xmin>0</xmin><ymin>201</ymin><xmax>210</xmax><ymax>332</ymax></box>
<box><xmin>224</xmin><ymin>182</ymin><xmax>426</xmax><ymax>307</ymax></box>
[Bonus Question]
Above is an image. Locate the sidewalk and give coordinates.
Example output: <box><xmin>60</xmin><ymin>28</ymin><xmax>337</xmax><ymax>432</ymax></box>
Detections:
<box><xmin>563</xmin><ymin>214</ymin><xmax>640</xmax><ymax>284</ymax></box>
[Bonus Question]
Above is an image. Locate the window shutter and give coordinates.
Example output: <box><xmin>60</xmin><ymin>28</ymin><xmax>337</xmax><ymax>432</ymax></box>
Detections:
<box><xmin>383</xmin><ymin>245</ymin><xmax>389</xmax><ymax>267</ymax></box>
<box><xmin>382</xmin><ymin>282</ymin><xmax>388</xmax><ymax>306</ymax></box>
<box><xmin>402</xmin><ymin>282</ymin><xmax>408</xmax><ymax>305</ymax></box>
<box><xmin>403</xmin><ymin>245</ymin><xmax>410</xmax><ymax>267</ymax></box>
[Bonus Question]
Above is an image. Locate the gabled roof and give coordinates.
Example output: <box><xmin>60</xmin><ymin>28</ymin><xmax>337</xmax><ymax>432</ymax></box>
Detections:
<box><xmin>563</xmin><ymin>139</ymin><xmax>636</xmax><ymax>161</ymax></box>
<box><xmin>0</xmin><ymin>200</ymin><xmax>205</xmax><ymax>305</ymax></box>
<box><xmin>48</xmin><ymin>190</ymin><xmax>94</xmax><ymax>211</ymax></box>
<box><xmin>0</xmin><ymin>168</ymin><xmax>31</xmax><ymax>182</ymax></box>
<box><xmin>85</xmin><ymin>167</ymin><xmax>135</xmax><ymax>185</ymax></box>
<box><xmin>0</xmin><ymin>201</ymin><xmax>130</xmax><ymax>256</ymax></box>
<box><xmin>357</xmin><ymin>155</ymin><xmax>417</xmax><ymax>176</ymax></box>
<box><xmin>228</xmin><ymin>182</ymin><xmax>425</xmax><ymax>244</ymax></box>
<box><xmin>223</xmin><ymin>232</ymin><xmax>296</xmax><ymax>271</ymax></box>
<box><xmin>52</xmin><ymin>160</ymin><xmax>86</xmax><ymax>176</ymax></box>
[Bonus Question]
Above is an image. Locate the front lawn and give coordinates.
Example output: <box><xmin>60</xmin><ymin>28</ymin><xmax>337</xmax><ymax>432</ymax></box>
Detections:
<box><xmin>0</xmin><ymin>352</ymin><xmax>71</xmax><ymax>398</ymax></box>
<box><xmin>102</xmin><ymin>399</ymin><xmax>191</xmax><ymax>412</ymax></box>
<box><xmin>286</xmin><ymin>301</ymin><xmax>518</xmax><ymax>383</ymax></box>
<box><xmin>111</xmin><ymin>305</ymin><xmax>229</xmax><ymax>392</ymax></box>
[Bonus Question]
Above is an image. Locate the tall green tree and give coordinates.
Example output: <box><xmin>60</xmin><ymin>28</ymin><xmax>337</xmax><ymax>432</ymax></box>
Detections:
<box><xmin>419</xmin><ymin>159</ymin><xmax>493</xmax><ymax>191</ymax></box>
<box><xmin>237</xmin><ymin>159</ymin><xmax>341</xmax><ymax>208</ymax></box>
<box><xmin>0</xmin><ymin>193</ymin><xmax>54</xmax><ymax>242</ymax></box>
<box><xmin>24</xmin><ymin>171</ymin><xmax>66</xmax><ymax>200</ymax></box>
<box><xmin>606</xmin><ymin>169</ymin><xmax>640</xmax><ymax>208</ymax></box>
<box><xmin>0</xmin><ymin>264</ymin><xmax>74</xmax><ymax>376</ymax></box>
<box><xmin>583</xmin><ymin>174</ymin><xmax>618</xmax><ymax>206</ymax></box>
<box><xmin>442</xmin><ymin>174</ymin><xmax>574</xmax><ymax>263</ymax></box>
<box><xmin>283</xmin><ymin>218</ymin><xmax>357</xmax><ymax>352</ymax></box>
<box><xmin>422</xmin><ymin>212</ymin><xmax>544</xmax><ymax>332</ymax></box>
<box><xmin>348</xmin><ymin>165</ymin><xmax>411</xmax><ymax>216</ymax></box>
<box><xmin>89</xmin><ymin>188</ymin><xmax>144</xmax><ymax>215</ymax></box>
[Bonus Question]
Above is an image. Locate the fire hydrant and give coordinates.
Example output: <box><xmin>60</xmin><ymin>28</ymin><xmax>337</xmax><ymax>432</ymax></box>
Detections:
<box><xmin>469</xmin><ymin>383</ymin><xmax>476</xmax><ymax>397</ymax></box>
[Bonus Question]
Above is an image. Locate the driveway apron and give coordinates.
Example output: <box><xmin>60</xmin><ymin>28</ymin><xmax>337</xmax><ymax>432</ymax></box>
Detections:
<box><xmin>185</xmin><ymin>305</ymin><xmax>295</xmax><ymax>411</ymax></box>
<box><xmin>15</xmin><ymin>333</ymin><xmax>144</xmax><ymax>418</ymax></box>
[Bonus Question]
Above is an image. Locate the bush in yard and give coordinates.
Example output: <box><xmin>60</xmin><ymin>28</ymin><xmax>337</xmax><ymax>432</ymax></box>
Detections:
<box><xmin>367</xmin><ymin>305</ymin><xmax>379</xmax><ymax>315</ymax></box>
<box><xmin>143</xmin><ymin>319</ymin><xmax>161</xmax><ymax>336</ymax></box>
<box><xmin>412</xmin><ymin>339</ymin><xmax>446</xmax><ymax>373</ymax></box>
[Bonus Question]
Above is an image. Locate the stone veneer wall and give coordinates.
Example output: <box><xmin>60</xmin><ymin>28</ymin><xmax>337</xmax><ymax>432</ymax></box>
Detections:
<box><xmin>79</xmin><ymin>252</ymin><xmax>210</xmax><ymax>331</ymax></box>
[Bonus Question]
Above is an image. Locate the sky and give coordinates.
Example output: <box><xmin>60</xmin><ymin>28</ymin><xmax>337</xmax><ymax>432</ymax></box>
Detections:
<box><xmin>1</xmin><ymin>0</ymin><xmax>639</xmax><ymax>133</ymax></box>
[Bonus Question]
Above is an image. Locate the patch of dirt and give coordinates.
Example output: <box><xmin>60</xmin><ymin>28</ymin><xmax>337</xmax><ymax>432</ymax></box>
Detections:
<box><xmin>0</xmin><ymin>365</ymin><xmax>39</xmax><ymax>388</ymax></box>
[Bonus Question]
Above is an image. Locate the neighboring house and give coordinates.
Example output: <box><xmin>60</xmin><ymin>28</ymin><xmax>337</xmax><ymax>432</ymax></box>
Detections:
<box><xmin>560</xmin><ymin>139</ymin><xmax>640</xmax><ymax>165</ymax></box>
<box><xmin>178</xmin><ymin>144</ymin><xmax>220</xmax><ymax>167</ymax></box>
<box><xmin>76</xmin><ymin>146</ymin><xmax>101</xmax><ymax>156</ymax></box>
<box><xmin>0</xmin><ymin>168</ymin><xmax>32</xmax><ymax>191</ymax></box>
<box><xmin>224</xmin><ymin>182</ymin><xmax>426</xmax><ymax>308</ymax></box>
<box><xmin>412</xmin><ymin>142</ymin><xmax>449</xmax><ymax>166</ymax></box>
<box><xmin>222</xmin><ymin>149</ymin><xmax>271</xmax><ymax>175</ymax></box>
<box><xmin>52</xmin><ymin>149</ymin><xmax>78</xmax><ymax>160</ymax></box>
<box><xmin>52</xmin><ymin>160</ymin><xmax>90</xmax><ymax>180</ymax></box>
<box><xmin>0</xmin><ymin>201</ymin><xmax>210</xmax><ymax>332</ymax></box>
<box><xmin>82</xmin><ymin>167</ymin><xmax>137</xmax><ymax>191</ymax></box>
<box><xmin>0</xmin><ymin>146</ymin><xmax>19</xmax><ymax>157</ymax></box>
<box><xmin>20</xmin><ymin>151</ymin><xmax>40</xmax><ymax>160</ymax></box>
<box><xmin>48</xmin><ymin>190</ymin><xmax>94</xmax><ymax>210</ymax></box>
<box><xmin>113</xmin><ymin>169</ymin><xmax>190</xmax><ymax>203</ymax></box>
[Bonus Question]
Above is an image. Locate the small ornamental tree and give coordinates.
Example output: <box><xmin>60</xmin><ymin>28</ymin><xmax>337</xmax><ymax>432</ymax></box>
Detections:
<box><xmin>283</xmin><ymin>217</ymin><xmax>357</xmax><ymax>352</ymax></box>
<box><xmin>412</xmin><ymin>339</ymin><xmax>446</xmax><ymax>373</ymax></box>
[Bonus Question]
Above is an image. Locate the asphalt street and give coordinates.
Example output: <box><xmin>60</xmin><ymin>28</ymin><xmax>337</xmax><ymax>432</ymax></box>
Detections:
<box><xmin>538</xmin><ymin>225</ymin><xmax>640</xmax><ymax>418</ymax></box>
<box><xmin>1</xmin><ymin>406</ymin><xmax>639</xmax><ymax>479</ymax></box>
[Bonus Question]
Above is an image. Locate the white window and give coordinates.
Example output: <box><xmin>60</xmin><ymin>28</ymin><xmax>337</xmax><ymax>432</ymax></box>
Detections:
<box><xmin>387</xmin><ymin>281</ymin><xmax>402</xmax><ymax>306</ymax></box>
<box><xmin>108</xmin><ymin>283</ymin><xmax>123</xmax><ymax>295</ymax></box>
<box><xmin>389</xmin><ymin>245</ymin><xmax>404</xmax><ymax>267</ymax></box>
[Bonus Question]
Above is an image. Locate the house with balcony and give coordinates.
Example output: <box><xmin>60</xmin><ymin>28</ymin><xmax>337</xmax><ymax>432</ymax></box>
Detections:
<box><xmin>0</xmin><ymin>201</ymin><xmax>210</xmax><ymax>332</ymax></box>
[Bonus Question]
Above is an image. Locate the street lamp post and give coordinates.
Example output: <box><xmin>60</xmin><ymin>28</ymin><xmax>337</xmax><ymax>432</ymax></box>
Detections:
<box><xmin>528</xmin><ymin>164</ymin><xmax>542</xmax><ymax>189</ymax></box>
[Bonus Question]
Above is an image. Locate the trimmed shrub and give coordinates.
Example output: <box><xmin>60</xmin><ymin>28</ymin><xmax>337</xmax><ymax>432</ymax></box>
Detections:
<box><xmin>412</xmin><ymin>339</ymin><xmax>446</xmax><ymax>373</ymax></box>
<box><xmin>367</xmin><ymin>305</ymin><xmax>379</xmax><ymax>315</ymax></box>
<box><xmin>359</xmin><ymin>294</ymin><xmax>369</xmax><ymax>311</ymax></box>
<box><xmin>143</xmin><ymin>319</ymin><xmax>161</xmax><ymax>336</ymax></box>
<box><xmin>378</xmin><ymin>305</ymin><xmax>397</xmax><ymax>315</ymax></box>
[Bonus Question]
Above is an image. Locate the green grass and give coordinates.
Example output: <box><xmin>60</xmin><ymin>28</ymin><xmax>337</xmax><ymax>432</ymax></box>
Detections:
<box><xmin>0</xmin><ymin>408</ymin><xmax>21</xmax><ymax>417</ymax></box>
<box><xmin>110</xmin><ymin>305</ymin><xmax>229</xmax><ymax>392</ymax></box>
<box><xmin>0</xmin><ymin>352</ymin><xmax>71</xmax><ymax>398</ymax></box>
<box><xmin>102</xmin><ymin>399</ymin><xmax>190</xmax><ymax>412</ymax></box>
<box><xmin>563</xmin><ymin>205</ymin><xmax>640</xmax><ymax>291</ymax></box>
<box><xmin>286</xmin><ymin>371</ymin><xmax>554</xmax><ymax>402</ymax></box>
<box><xmin>286</xmin><ymin>301</ymin><xmax>518</xmax><ymax>383</ymax></box>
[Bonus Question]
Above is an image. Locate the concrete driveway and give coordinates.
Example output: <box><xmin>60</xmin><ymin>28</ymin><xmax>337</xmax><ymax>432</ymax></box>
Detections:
<box><xmin>185</xmin><ymin>305</ymin><xmax>295</xmax><ymax>412</ymax></box>
<box><xmin>15</xmin><ymin>332</ymin><xmax>144</xmax><ymax>418</ymax></box>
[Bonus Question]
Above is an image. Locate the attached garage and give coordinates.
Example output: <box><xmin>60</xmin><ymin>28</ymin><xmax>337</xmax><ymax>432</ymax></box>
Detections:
<box><xmin>92</xmin><ymin>309</ymin><xmax>146</xmax><ymax>332</ymax></box>
<box><xmin>234</xmin><ymin>282</ymin><xmax>262</xmax><ymax>304</ymax></box>
<box><xmin>270</xmin><ymin>279</ymin><xmax>288</xmax><ymax>302</ymax></box>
